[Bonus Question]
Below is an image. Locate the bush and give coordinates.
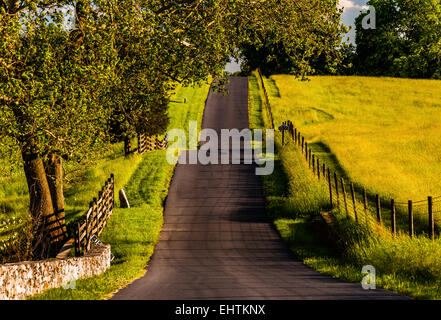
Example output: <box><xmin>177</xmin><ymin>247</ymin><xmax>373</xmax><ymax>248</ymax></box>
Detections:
<box><xmin>0</xmin><ymin>217</ymin><xmax>33</xmax><ymax>263</ymax></box>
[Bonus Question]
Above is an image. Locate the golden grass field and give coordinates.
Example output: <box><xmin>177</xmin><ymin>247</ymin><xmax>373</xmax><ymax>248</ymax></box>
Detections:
<box><xmin>251</xmin><ymin>72</ymin><xmax>441</xmax><ymax>299</ymax></box>
<box><xmin>265</xmin><ymin>75</ymin><xmax>441</xmax><ymax>205</ymax></box>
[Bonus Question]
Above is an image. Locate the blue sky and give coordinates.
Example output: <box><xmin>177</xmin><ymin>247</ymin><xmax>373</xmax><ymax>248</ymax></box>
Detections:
<box><xmin>225</xmin><ymin>0</ymin><xmax>369</xmax><ymax>72</ymax></box>
<box><xmin>339</xmin><ymin>0</ymin><xmax>369</xmax><ymax>44</ymax></box>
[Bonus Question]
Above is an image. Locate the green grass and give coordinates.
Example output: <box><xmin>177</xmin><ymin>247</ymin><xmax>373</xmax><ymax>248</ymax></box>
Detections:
<box><xmin>25</xmin><ymin>80</ymin><xmax>211</xmax><ymax>299</ymax></box>
<box><xmin>265</xmin><ymin>75</ymin><xmax>441</xmax><ymax>234</ymax></box>
<box><xmin>249</xmin><ymin>72</ymin><xmax>441</xmax><ymax>300</ymax></box>
<box><xmin>0</xmin><ymin>81</ymin><xmax>210</xmax><ymax>235</ymax></box>
<box><xmin>0</xmin><ymin>139</ymin><xmax>144</xmax><ymax>243</ymax></box>
<box><xmin>29</xmin><ymin>151</ymin><xmax>173</xmax><ymax>300</ymax></box>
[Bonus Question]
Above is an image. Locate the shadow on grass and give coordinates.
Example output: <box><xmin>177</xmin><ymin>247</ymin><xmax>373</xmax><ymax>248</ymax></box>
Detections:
<box><xmin>306</xmin><ymin>140</ymin><xmax>432</xmax><ymax>236</ymax></box>
<box><xmin>259</xmin><ymin>145</ymin><xmax>336</xmax><ymax>259</ymax></box>
<box><xmin>265</xmin><ymin>78</ymin><xmax>281</xmax><ymax>98</ymax></box>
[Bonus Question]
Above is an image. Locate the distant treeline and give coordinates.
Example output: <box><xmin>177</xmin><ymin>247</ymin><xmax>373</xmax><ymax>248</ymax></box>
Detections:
<box><xmin>242</xmin><ymin>0</ymin><xmax>441</xmax><ymax>80</ymax></box>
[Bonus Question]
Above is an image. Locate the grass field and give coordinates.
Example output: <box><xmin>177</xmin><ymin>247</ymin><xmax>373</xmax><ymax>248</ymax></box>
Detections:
<box><xmin>263</xmin><ymin>75</ymin><xmax>441</xmax><ymax>233</ymax></box>
<box><xmin>0</xmin><ymin>80</ymin><xmax>211</xmax><ymax>298</ymax></box>
<box><xmin>249</xmin><ymin>71</ymin><xmax>441</xmax><ymax>300</ymax></box>
<box><xmin>0</xmin><ymin>82</ymin><xmax>210</xmax><ymax>246</ymax></box>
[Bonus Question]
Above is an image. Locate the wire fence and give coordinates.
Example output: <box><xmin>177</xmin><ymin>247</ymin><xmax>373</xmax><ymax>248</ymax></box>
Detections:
<box><xmin>257</xmin><ymin>69</ymin><xmax>274</xmax><ymax>129</ymax></box>
<box><xmin>281</xmin><ymin>119</ymin><xmax>439</xmax><ymax>240</ymax></box>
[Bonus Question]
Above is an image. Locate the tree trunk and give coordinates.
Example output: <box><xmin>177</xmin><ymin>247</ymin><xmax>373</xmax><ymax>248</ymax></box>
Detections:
<box><xmin>22</xmin><ymin>152</ymin><xmax>63</xmax><ymax>258</ymax></box>
<box><xmin>45</xmin><ymin>153</ymin><xmax>67</xmax><ymax>237</ymax></box>
<box><xmin>8</xmin><ymin>1</ymin><xmax>20</xmax><ymax>14</ymax></box>
<box><xmin>75</xmin><ymin>1</ymin><xmax>90</xmax><ymax>27</ymax></box>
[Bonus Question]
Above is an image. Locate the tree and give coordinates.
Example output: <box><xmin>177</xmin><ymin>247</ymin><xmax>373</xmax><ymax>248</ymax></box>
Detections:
<box><xmin>2</xmin><ymin>0</ymin><xmax>348</xmax><ymax>260</ymax></box>
<box><xmin>0</xmin><ymin>1</ymin><xmax>117</xmax><ymax>257</ymax></box>
<box><xmin>236</xmin><ymin>0</ymin><xmax>348</xmax><ymax>77</ymax></box>
<box><xmin>0</xmin><ymin>0</ymin><xmax>239</xmax><ymax>257</ymax></box>
<box><xmin>355</xmin><ymin>0</ymin><xmax>441</xmax><ymax>79</ymax></box>
<box><xmin>106</xmin><ymin>0</ymin><xmax>239</xmax><ymax>145</ymax></box>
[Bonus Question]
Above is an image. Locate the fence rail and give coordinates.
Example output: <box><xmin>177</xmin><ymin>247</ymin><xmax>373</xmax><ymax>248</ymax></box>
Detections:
<box><xmin>125</xmin><ymin>134</ymin><xmax>168</xmax><ymax>156</ymax></box>
<box><xmin>282</xmin><ymin>119</ymin><xmax>439</xmax><ymax>239</ymax></box>
<box><xmin>43</xmin><ymin>211</ymin><xmax>68</xmax><ymax>244</ymax></box>
<box><xmin>74</xmin><ymin>174</ymin><xmax>114</xmax><ymax>256</ymax></box>
<box><xmin>257</xmin><ymin>69</ymin><xmax>275</xmax><ymax>129</ymax></box>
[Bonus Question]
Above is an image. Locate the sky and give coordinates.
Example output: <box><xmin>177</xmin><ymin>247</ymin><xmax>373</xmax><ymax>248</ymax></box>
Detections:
<box><xmin>339</xmin><ymin>0</ymin><xmax>369</xmax><ymax>44</ymax></box>
<box><xmin>225</xmin><ymin>0</ymin><xmax>369</xmax><ymax>73</ymax></box>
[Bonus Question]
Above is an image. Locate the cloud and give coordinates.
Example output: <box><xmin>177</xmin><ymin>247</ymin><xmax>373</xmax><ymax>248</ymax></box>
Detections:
<box><xmin>339</xmin><ymin>0</ymin><xmax>370</xmax><ymax>44</ymax></box>
<box><xmin>339</xmin><ymin>0</ymin><xmax>368</xmax><ymax>10</ymax></box>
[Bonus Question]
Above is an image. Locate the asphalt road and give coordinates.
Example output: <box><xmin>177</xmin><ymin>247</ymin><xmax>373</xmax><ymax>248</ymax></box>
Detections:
<box><xmin>112</xmin><ymin>77</ymin><xmax>405</xmax><ymax>300</ymax></box>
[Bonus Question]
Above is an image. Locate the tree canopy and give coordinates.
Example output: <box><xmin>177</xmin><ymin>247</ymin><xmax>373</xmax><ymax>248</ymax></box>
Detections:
<box><xmin>236</xmin><ymin>0</ymin><xmax>348</xmax><ymax>77</ymax></box>
<box><xmin>355</xmin><ymin>0</ymin><xmax>441</xmax><ymax>79</ymax></box>
<box><xmin>0</xmin><ymin>0</ymin><xmax>349</xmax><ymax>258</ymax></box>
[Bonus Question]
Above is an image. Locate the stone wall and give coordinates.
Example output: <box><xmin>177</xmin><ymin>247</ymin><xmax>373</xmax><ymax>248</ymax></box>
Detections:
<box><xmin>0</xmin><ymin>244</ymin><xmax>111</xmax><ymax>300</ymax></box>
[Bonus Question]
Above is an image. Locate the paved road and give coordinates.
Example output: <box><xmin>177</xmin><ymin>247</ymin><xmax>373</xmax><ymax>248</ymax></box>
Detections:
<box><xmin>112</xmin><ymin>77</ymin><xmax>404</xmax><ymax>300</ymax></box>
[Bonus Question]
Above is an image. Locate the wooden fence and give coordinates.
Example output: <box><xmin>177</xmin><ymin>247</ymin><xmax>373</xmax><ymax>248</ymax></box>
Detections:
<box><xmin>44</xmin><ymin>210</ymin><xmax>68</xmax><ymax>245</ymax></box>
<box><xmin>74</xmin><ymin>174</ymin><xmax>114</xmax><ymax>256</ymax></box>
<box><xmin>282</xmin><ymin>120</ymin><xmax>440</xmax><ymax>239</ymax></box>
<box><xmin>257</xmin><ymin>69</ymin><xmax>275</xmax><ymax>129</ymax></box>
<box><xmin>125</xmin><ymin>134</ymin><xmax>168</xmax><ymax>156</ymax></box>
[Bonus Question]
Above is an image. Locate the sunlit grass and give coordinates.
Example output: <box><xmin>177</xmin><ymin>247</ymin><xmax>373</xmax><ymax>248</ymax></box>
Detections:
<box><xmin>249</xmin><ymin>72</ymin><xmax>441</xmax><ymax>300</ymax></box>
<box><xmin>30</xmin><ymin>80</ymin><xmax>210</xmax><ymax>299</ymax></box>
<box><xmin>265</xmin><ymin>75</ymin><xmax>441</xmax><ymax>233</ymax></box>
<box><xmin>267</xmin><ymin>75</ymin><xmax>441</xmax><ymax>202</ymax></box>
<box><xmin>0</xmin><ymin>81</ymin><xmax>211</xmax><ymax>237</ymax></box>
<box><xmin>29</xmin><ymin>151</ymin><xmax>173</xmax><ymax>300</ymax></box>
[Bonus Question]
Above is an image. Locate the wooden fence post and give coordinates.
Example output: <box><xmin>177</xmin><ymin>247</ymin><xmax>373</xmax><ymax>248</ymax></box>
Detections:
<box><xmin>305</xmin><ymin>142</ymin><xmax>308</xmax><ymax>161</ymax></box>
<box><xmin>301</xmin><ymin>137</ymin><xmax>304</xmax><ymax>153</ymax></box>
<box><xmin>298</xmin><ymin>132</ymin><xmax>301</xmax><ymax>147</ymax></box>
<box><xmin>376</xmin><ymin>195</ymin><xmax>382</xmax><ymax>224</ymax></box>
<box><xmin>428</xmin><ymin>196</ymin><xmax>434</xmax><ymax>240</ymax></box>
<box><xmin>94</xmin><ymin>194</ymin><xmax>99</xmax><ymax>235</ymax></box>
<box><xmin>341</xmin><ymin>178</ymin><xmax>348</xmax><ymax>217</ymax></box>
<box><xmin>351</xmin><ymin>183</ymin><xmax>358</xmax><ymax>223</ymax></box>
<box><xmin>88</xmin><ymin>199</ymin><xmax>96</xmax><ymax>251</ymax></box>
<box><xmin>322</xmin><ymin>163</ymin><xmax>326</xmax><ymax>179</ymax></box>
<box><xmin>85</xmin><ymin>212</ymin><xmax>90</xmax><ymax>252</ymax></box>
<box><xmin>328</xmin><ymin>169</ymin><xmax>333</xmax><ymax>208</ymax></box>
<box><xmin>294</xmin><ymin>128</ymin><xmax>297</xmax><ymax>144</ymax></box>
<box><xmin>282</xmin><ymin>128</ymin><xmax>285</xmax><ymax>146</ymax></box>
<box><xmin>124</xmin><ymin>137</ymin><xmax>132</xmax><ymax>156</ymax></box>
<box><xmin>308</xmin><ymin>149</ymin><xmax>312</xmax><ymax>168</ymax></box>
<box><xmin>391</xmin><ymin>199</ymin><xmax>396</xmax><ymax>236</ymax></box>
<box><xmin>312</xmin><ymin>154</ymin><xmax>315</xmax><ymax>175</ymax></box>
<box><xmin>317</xmin><ymin>158</ymin><xmax>320</xmax><ymax>180</ymax></box>
<box><xmin>363</xmin><ymin>188</ymin><xmax>368</xmax><ymax>224</ymax></box>
<box><xmin>334</xmin><ymin>173</ymin><xmax>339</xmax><ymax>208</ymax></box>
<box><xmin>92</xmin><ymin>198</ymin><xmax>98</xmax><ymax>248</ymax></box>
<box><xmin>74</xmin><ymin>222</ymin><xmax>80</xmax><ymax>256</ymax></box>
<box><xmin>408</xmin><ymin>200</ymin><xmax>414</xmax><ymax>238</ymax></box>
<box><xmin>146</xmin><ymin>136</ymin><xmax>150</xmax><ymax>151</ymax></box>
<box><xmin>110</xmin><ymin>173</ymin><xmax>115</xmax><ymax>208</ymax></box>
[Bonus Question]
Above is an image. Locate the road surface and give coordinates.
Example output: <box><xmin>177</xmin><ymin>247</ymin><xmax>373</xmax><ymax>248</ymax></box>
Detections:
<box><xmin>112</xmin><ymin>77</ymin><xmax>404</xmax><ymax>300</ymax></box>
